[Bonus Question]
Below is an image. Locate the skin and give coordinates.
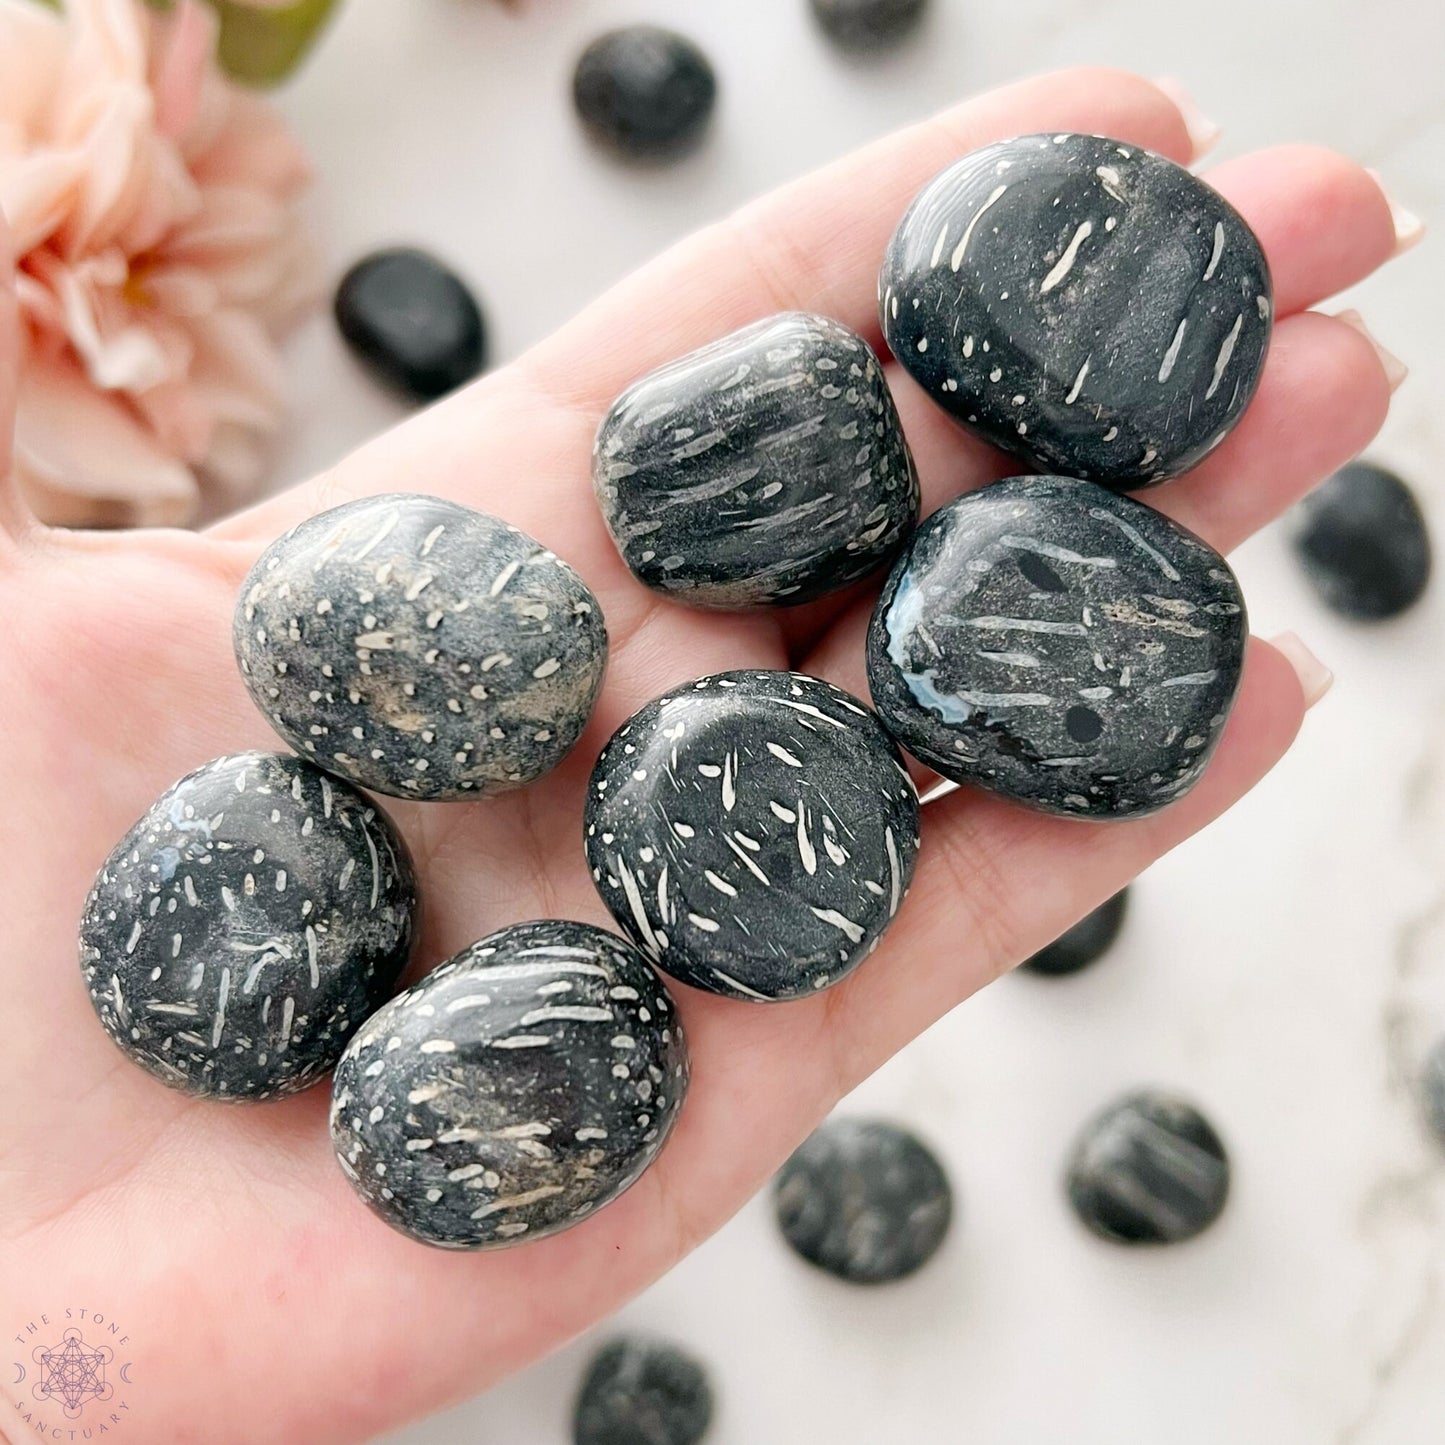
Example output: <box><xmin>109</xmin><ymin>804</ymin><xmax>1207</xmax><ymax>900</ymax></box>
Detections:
<box><xmin>0</xmin><ymin>69</ymin><xmax>1403</xmax><ymax>1445</ymax></box>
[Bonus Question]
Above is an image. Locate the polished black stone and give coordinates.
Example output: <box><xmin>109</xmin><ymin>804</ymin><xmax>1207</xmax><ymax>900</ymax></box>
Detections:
<box><xmin>1290</xmin><ymin>460</ymin><xmax>1431</xmax><ymax>621</ymax></box>
<box><xmin>594</xmin><ymin>313</ymin><xmax>918</xmax><ymax>610</ymax></box>
<box><xmin>585</xmin><ymin>671</ymin><xmax>920</xmax><ymax>1001</ymax></box>
<box><xmin>574</xmin><ymin>1337</ymin><xmax>713</xmax><ymax>1445</ymax></box>
<box><xmin>334</xmin><ymin>249</ymin><xmax>486</xmax><ymax>401</ymax></box>
<box><xmin>236</xmin><ymin>494</ymin><xmax>608</xmax><ymax>801</ymax></box>
<box><xmin>774</xmin><ymin>1118</ymin><xmax>953</xmax><ymax>1283</ymax></box>
<box><xmin>573</xmin><ymin>26</ymin><xmax>716</xmax><ymax>160</ymax></box>
<box><xmin>810</xmin><ymin>0</ymin><xmax>928</xmax><ymax>50</ymax></box>
<box><xmin>80</xmin><ymin>752</ymin><xmax>416</xmax><ymax>1100</ymax></box>
<box><xmin>1022</xmin><ymin>889</ymin><xmax>1129</xmax><ymax>976</ymax></box>
<box><xmin>330</xmin><ymin>920</ymin><xmax>688</xmax><ymax>1250</ymax></box>
<box><xmin>881</xmin><ymin>133</ymin><xmax>1273</xmax><ymax>489</ymax></box>
<box><xmin>866</xmin><ymin>476</ymin><xmax>1247</xmax><ymax>818</ymax></box>
<box><xmin>1066</xmin><ymin>1090</ymin><xmax>1229</xmax><ymax>1245</ymax></box>
<box><xmin>1422</xmin><ymin>1037</ymin><xmax>1445</xmax><ymax>1147</ymax></box>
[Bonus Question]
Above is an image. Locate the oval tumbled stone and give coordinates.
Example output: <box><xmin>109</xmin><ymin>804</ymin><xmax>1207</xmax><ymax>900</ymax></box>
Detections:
<box><xmin>585</xmin><ymin>671</ymin><xmax>920</xmax><ymax>1000</ymax></box>
<box><xmin>80</xmin><ymin>752</ymin><xmax>417</xmax><ymax>1100</ymax></box>
<box><xmin>593</xmin><ymin>313</ymin><xmax>919</xmax><ymax>609</ymax></box>
<box><xmin>235</xmin><ymin>494</ymin><xmax>608</xmax><ymax>801</ymax></box>
<box><xmin>330</xmin><ymin>920</ymin><xmax>688</xmax><ymax>1249</ymax></box>
<box><xmin>866</xmin><ymin>477</ymin><xmax>1247</xmax><ymax>818</ymax></box>
<box><xmin>881</xmin><ymin>133</ymin><xmax>1272</xmax><ymax>489</ymax></box>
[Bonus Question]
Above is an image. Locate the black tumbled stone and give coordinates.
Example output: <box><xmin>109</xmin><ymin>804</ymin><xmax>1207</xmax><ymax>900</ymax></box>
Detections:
<box><xmin>593</xmin><ymin>313</ymin><xmax>919</xmax><ymax>609</ymax></box>
<box><xmin>881</xmin><ymin>133</ymin><xmax>1272</xmax><ymax>489</ymax></box>
<box><xmin>1422</xmin><ymin>1037</ymin><xmax>1445</xmax><ymax>1147</ymax></box>
<box><xmin>330</xmin><ymin>920</ymin><xmax>688</xmax><ymax>1250</ymax></box>
<box><xmin>573</xmin><ymin>26</ymin><xmax>716</xmax><ymax>160</ymax></box>
<box><xmin>866</xmin><ymin>476</ymin><xmax>1247</xmax><ymax>818</ymax></box>
<box><xmin>585</xmin><ymin>671</ymin><xmax>920</xmax><ymax>1001</ymax></box>
<box><xmin>235</xmin><ymin>494</ymin><xmax>608</xmax><ymax>802</ymax></box>
<box><xmin>1066</xmin><ymin>1090</ymin><xmax>1230</xmax><ymax>1245</ymax></box>
<box><xmin>1021</xmin><ymin>889</ymin><xmax>1129</xmax><ymax>976</ymax></box>
<box><xmin>774</xmin><ymin>1118</ymin><xmax>953</xmax><ymax>1283</ymax></box>
<box><xmin>335</xmin><ymin>249</ymin><xmax>486</xmax><ymax>401</ymax></box>
<box><xmin>574</xmin><ymin>1337</ymin><xmax>713</xmax><ymax>1445</ymax></box>
<box><xmin>1290</xmin><ymin>460</ymin><xmax>1431</xmax><ymax>620</ymax></box>
<box><xmin>810</xmin><ymin>0</ymin><xmax>929</xmax><ymax>50</ymax></box>
<box><xmin>80</xmin><ymin>752</ymin><xmax>416</xmax><ymax>1100</ymax></box>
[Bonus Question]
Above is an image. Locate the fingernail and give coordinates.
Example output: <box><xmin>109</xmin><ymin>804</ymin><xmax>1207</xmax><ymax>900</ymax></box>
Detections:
<box><xmin>1334</xmin><ymin>309</ymin><xmax>1409</xmax><ymax>393</ymax></box>
<box><xmin>1270</xmin><ymin>631</ymin><xmax>1334</xmax><ymax>710</ymax></box>
<box><xmin>1366</xmin><ymin>169</ymin><xmax>1426</xmax><ymax>256</ymax></box>
<box><xmin>1154</xmin><ymin>77</ymin><xmax>1222</xmax><ymax>161</ymax></box>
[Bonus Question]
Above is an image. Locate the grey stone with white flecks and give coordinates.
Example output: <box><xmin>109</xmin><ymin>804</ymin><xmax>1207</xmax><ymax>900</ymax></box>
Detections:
<box><xmin>235</xmin><ymin>494</ymin><xmax>608</xmax><ymax>801</ymax></box>
<box><xmin>80</xmin><ymin>752</ymin><xmax>416</xmax><ymax>1101</ymax></box>
<box><xmin>584</xmin><ymin>670</ymin><xmax>920</xmax><ymax>1001</ymax></box>
<box><xmin>810</xmin><ymin>0</ymin><xmax>929</xmax><ymax>51</ymax></box>
<box><xmin>881</xmin><ymin>132</ymin><xmax>1272</xmax><ymax>489</ymax></box>
<box><xmin>329</xmin><ymin>920</ymin><xmax>688</xmax><ymax>1250</ymax></box>
<box><xmin>1066</xmin><ymin>1089</ymin><xmax>1230</xmax><ymax>1245</ymax></box>
<box><xmin>1021</xmin><ymin>888</ymin><xmax>1129</xmax><ymax>976</ymax></box>
<box><xmin>866</xmin><ymin>476</ymin><xmax>1247</xmax><ymax>818</ymax></box>
<box><xmin>593</xmin><ymin>313</ymin><xmax>919</xmax><ymax>609</ymax></box>
<box><xmin>573</xmin><ymin>1337</ymin><xmax>713</xmax><ymax>1445</ymax></box>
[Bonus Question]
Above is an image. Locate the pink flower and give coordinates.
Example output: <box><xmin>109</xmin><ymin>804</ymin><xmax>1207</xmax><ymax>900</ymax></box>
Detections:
<box><xmin>1</xmin><ymin>0</ymin><xmax>318</xmax><ymax>527</ymax></box>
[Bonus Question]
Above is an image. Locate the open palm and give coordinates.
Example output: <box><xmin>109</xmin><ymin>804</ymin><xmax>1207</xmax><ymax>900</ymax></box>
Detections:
<box><xmin>0</xmin><ymin>70</ymin><xmax>1404</xmax><ymax>1445</ymax></box>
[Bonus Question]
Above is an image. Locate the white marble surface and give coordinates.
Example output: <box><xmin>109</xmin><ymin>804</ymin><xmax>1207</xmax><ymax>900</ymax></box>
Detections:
<box><xmin>269</xmin><ymin>1</ymin><xmax>1445</xmax><ymax>1440</ymax></box>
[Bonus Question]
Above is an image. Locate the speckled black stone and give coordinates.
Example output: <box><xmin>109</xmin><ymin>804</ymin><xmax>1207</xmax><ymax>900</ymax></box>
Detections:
<box><xmin>810</xmin><ymin>0</ymin><xmax>928</xmax><ymax>50</ymax></box>
<box><xmin>1022</xmin><ymin>889</ymin><xmax>1129</xmax><ymax>976</ymax></box>
<box><xmin>330</xmin><ymin>920</ymin><xmax>688</xmax><ymax>1249</ymax></box>
<box><xmin>774</xmin><ymin>1118</ymin><xmax>952</xmax><ymax>1283</ymax></box>
<box><xmin>1421</xmin><ymin>1037</ymin><xmax>1445</xmax><ymax>1147</ymax></box>
<box><xmin>593</xmin><ymin>313</ymin><xmax>919</xmax><ymax>610</ymax></box>
<box><xmin>1290</xmin><ymin>460</ymin><xmax>1431</xmax><ymax>620</ymax></box>
<box><xmin>573</xmin><ymin>26</ymin><xmax>716</xmax><ymax>160</ymax></box>
<box><xmin>881</xmin><ymin>133</ymin><xmax>1273</xmax><ymax>489</ymax></box>
<box><xmin>1066</xmin><ymin>1090</ymin><xmax>1229</xmax><ymax>1245</ymax></box>
<box><xmin>573</xmin><ymin>1337</ymin><xmax>713</xmax><ymax>1445</ymax></box>
<box><xmin>334</xmin><ymin>249</ymin><xmax>486</xmax><ymax>402</ymax></box>
<box><xmin>235</xmin><ymin>494</ymin><xmax>608</xmax><ymax>801</ymax></box>
<box><xmin>866</xmin><ymin>477</ymin><xmax>1247</xmax><ymax>818</ymax></box>
<box><xmin>80</xmin><ymin>752</ymin><xmax>416</xmax><ymax>1100</ymax></box>
<box><xmin>585</xmin><ymin>671</ymin><xmax>920</xmax><ymax>1001</ymax></box>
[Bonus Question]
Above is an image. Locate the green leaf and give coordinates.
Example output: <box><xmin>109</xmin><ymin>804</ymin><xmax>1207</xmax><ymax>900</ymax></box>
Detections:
<box><xmin>210</xmin><ymin>0</ymin><xmax>339</xmax><ymax>87</ymax></box>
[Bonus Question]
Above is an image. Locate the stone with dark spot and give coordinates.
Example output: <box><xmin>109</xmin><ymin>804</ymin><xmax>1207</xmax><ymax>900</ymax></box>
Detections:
<box><xmin>573</xmin><ymin>1336</ymin><xmax>713</xmax><ymax>1445</ymax></box>
<box><xmin>773</xmin><ymin>1117</ymin><xmax>953</xmax><ymax>1283</ymax></box>
<box><xmin>573</xmin><ymin>26</ymin><xmax>716</xmax><ymax>160</ymax></box>
<box><xmin>1021</xmin><ymin>889</ymin><xmax>1129</xmax><ymax>976</ymax></box>
<box><xmin>866</xmin><ymin>476</ymin><xmax>1248</xmax><ymax>818</ymax></box>
<box><xmin>585</xmin><ymin>671</ymin><xmax>920</xmax><ymax>1001</ymax></box>
<box><xmin>810</xmin><ymin>0</ymin><xmax>929</xmax><ymax>50</ymax></box>
<box><xmin>235</xmin><ymin>494</ymin><xmax>608</xmax><ymax>801</ymax></box>
<box><xmin>80</xmin><ymin>752</ymin><xmax>416</xmax><ymax>1100</ymax></box>
<box><xmin>330</xmin><ymin>920</ymin><xmax>688</xmax><ymax>1250</ymax></box>
<box><xmin>593</xmin><ymin>313</ymin><xmax>919</xmax><ymax>609</ymax></box>
<box><xmin>881</xmin><ymin>133</ymin><xmax>1272</xmax><ymax>489</ymax></box>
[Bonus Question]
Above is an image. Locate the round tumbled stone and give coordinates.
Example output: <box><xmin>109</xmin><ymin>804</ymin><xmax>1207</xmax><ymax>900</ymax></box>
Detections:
<box><xmin>573</xmin><ymin>1337</ymin><xmax>713</xmax><ymax>1445</ymax></box>
<box><xmin>1421</xmin><ymin>1037</ymin><xmax>1445</xmax><ymax>1147</ymax></box>
<box><xmin>866</xmin><ymin>476</ymin><xmax>1247</xmax><ymax>818</ymax></box>
<box><xmin>235</xmin><ymin>494</ymin><xmax>608</xmax><ymax>801</ymax></box>
<box><xmin>774</xmin><ymin>1118</ymin><xmax>953</xmax><ymax>1283</ymax></box>
<box><xmin>573</xmin><ymin>26</ymin><xmax>716</xmax><ymax>160</ymax></box>
<box><xmin>593</xmin><ymin>313</ymin><xmax>919</xmax><ymax>610</ymax></box>
<box><xmin>1021</xmin><ymin>889</ymin><xmax>1129</xmax><ymax>976</ymax></box>
<box><xmin>80</xmin><ymin>752</ymin><xmax>417</xmax><ymax>1101</ymax></box>
<box><xmin>330</xmin><ymin>920</ymin><xmax>688</xmax><ymax>1250</ymax></box>
<box><xmin>881</xmin><ymin>133</ymin><xmax>1273</xmax><ymax>489</ymax></box>
<box><xmin>1290</xmin><ymin>460</ymin><xmax>1431</xmax><ymax>621</ymax></box>
<box><xmin>810</xmin><ymin>0</ymin><xmax>929</xmax><ymax>50</ymax></box>
<box><xmin>1066</xmin><ymin>1089</ymin><xmax>1230</xmax><ymax>1245</ymax></box>
<box><xmin>585</xmin><ymin>671</ymin><xmax>920</xmax><ymax>1001</ymax></box>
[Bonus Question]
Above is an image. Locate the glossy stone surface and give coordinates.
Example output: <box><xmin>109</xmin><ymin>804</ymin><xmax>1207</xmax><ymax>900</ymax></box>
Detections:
<box><xmin>334</xmin><ymin>249</ymin><xmax>486</xmax><ymax>401</ymax></box>
<box><xmin>594</xmin><ymin>313</ymin><xmax>919</xmax><ymax>609</ymax></box>
<box><xmin>774</xmin><ymin>1118</ymin><xmax>953</xmax><ymax>1283</ymax></box>
<box><xmin>236</xmin><ymin>494</ymin><xmax>607</xmax><ymax>801</ymax></box>
<box><xmin>80</xmin><ymin>753</ymin><xmax>416</xmax><ymax>1100</ymax></box>
<box><xmin>866</xmin><ymin>476</ymin><xmax>1247</xmax><ymax>818</ymax></box>
<box><xmin>1290</xmin><ymin>460</ymin><xmax>1431</xmax><ymax>621</ymax></box>
<box><xmin>1066</xmin><ymin>1090</ymin><xmax>1230</xmax><ymax>1245</ymax></box>
<box><xmin>1022</xmin><ymin>889</ymin><xmax>1129</xmax><ymax>976</ymax></box>
<box><xmin>1422</xmin><ymin>1037</ymin><xmax>1445</xmax><ymax>1147</ymax></box>
<box><xmin>810</xmin><ymin>0</ymin><xmax>928</xmax><ymax>50</ymax></box>
<box><xmin>881</xmin><ymin>133</ymin><xmax>1273</xmax><ymax>489</ymax></box>
<box><xmin>573</xmin><ymin>26</ymin><xmax>716</xmax><ymax>160</ymax></box>
<box><xmin>574</xmin><ymin>1337</ymin><xmax>713</xmax><ymax>1445</ymax></box>
<box><xmin>585</xmin><ymin>671</ymin><xmax>919</xmax><ymax>1001</ymax></box>
<box><xmin>330</xmin><ymin>920</ymin><xmax>688</xmax><ymax>1249</ymax></box>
